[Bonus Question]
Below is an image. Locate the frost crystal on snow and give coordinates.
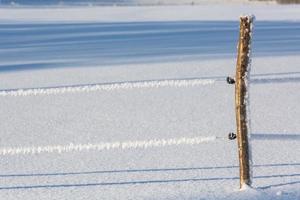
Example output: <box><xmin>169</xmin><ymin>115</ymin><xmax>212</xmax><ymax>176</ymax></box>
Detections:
<box><xmin>0</xmin><ymin>136</ymin><xmax>217</xmax><ymax>156</ymax></box>
<box><xmin>0</xmin><ymin>78</ymin><xmax>216</xmax><ymax>97</ymax></box>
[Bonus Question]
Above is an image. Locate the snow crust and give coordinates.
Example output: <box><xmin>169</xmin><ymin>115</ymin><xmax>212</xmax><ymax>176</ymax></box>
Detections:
<box><xmin>0</xmin><ymin>4</ymin><xmax>300</xmax><ymax>22</ymax></box>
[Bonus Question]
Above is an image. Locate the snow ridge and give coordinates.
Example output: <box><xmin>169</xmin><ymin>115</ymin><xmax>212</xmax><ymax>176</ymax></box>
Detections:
<box><xmin>0</xmin><ymin>78</ymin><xmax>216</xmax><ymax>97</ymax></box>
<box><xmin>0</xmin><ymin>136</ymin><xmax>217</xmax><ymax>156</ymax></box>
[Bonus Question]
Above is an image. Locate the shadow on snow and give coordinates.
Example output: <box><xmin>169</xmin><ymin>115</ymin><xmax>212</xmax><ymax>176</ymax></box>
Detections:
<box><xmin>1</xmin><ymin>21</ymin><xmax>300</xmax><ymax>72</ymax></box>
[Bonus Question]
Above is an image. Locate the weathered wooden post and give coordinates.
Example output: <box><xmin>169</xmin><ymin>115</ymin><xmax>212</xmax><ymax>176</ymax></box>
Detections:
<box><xmin>235</xmin><ymin>15</ymin><xmax>254</xmax><ymax>189</ymax></box>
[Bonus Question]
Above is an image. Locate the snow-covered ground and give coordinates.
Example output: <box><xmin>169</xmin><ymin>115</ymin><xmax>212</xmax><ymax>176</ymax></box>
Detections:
<box><xmin>1</xmin><ymin>4</ymin><xmax>300</xmax><ymax>21</ymax></box>
<box><xmin>0</xmin><ymin>0</ymin><xmax>274</xmax><ymax>6</ymax></box>
<box><xmin>0</xmin><ymin>3</ymin><xmax>299</xmax><ymax>200</ymax></box>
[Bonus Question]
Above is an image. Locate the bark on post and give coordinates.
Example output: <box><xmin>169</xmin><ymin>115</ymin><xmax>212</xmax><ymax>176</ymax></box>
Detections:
<box><xmin>235</xmin><ymin>15</ymin><xmax>254</xmax><ymax>189</ymax></box>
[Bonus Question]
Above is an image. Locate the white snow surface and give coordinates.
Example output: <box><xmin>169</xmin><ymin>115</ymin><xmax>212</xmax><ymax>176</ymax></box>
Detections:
<box><xmin>1</xmin><ymin>4</ymin><xmax>300</xmax><ymax>22</ymax></box>
<box><xmin>0</xmin><ymin>4</ymin><xmax>300</xmax><ymax>200</ymax></box>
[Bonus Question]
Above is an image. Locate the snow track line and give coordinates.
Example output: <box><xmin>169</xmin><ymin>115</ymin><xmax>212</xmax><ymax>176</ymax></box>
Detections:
<box><xmin>0</xmin><ymin>136</ymin><xmax>217</xmax><ymax>156</ymax></box>
<box><xmin>0</xmin><ymin>78</ymin><xmax>216</xmax><ymax>97</ymax></box>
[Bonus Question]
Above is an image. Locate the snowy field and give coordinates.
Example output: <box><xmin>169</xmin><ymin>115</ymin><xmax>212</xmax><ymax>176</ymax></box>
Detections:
<box><xmin>0</xmin><ymin>0</ymin><xmax>272</xmax><ymax>6</ymax></box>
<box><xmin>0</xmin><ymin>3</ymin><xmax>300</xmax><ymax>200</ymax></box>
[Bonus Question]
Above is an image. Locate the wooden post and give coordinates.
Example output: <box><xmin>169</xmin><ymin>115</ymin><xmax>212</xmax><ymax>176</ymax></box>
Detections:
<box><xmin>235</xmin><ymin>15</ymin><xmax>254</xmax><ymax>189</ymax></box>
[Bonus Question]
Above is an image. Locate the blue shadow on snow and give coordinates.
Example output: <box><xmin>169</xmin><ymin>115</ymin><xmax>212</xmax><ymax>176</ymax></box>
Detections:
<box><xmin>1</xmin><ymin>21</ymin><xmax>300</xmax><ymax>72</ymax></box>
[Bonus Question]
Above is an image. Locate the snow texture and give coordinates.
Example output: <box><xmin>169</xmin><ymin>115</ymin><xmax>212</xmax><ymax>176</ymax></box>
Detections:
<box><xmin>243</xmin><ymin>14</ymin><xmax>254</xmax><ymax>186</ymax></box>
<box><xmin>0</xmin><ymin>78</ymin><xmax>215</xmax><ymax>97</ymax></box>
<box><xmin>1</xmin><ymin>4</ymin><xmax>300</xmax><ymax>22</ymax></box>
<box><xmin>0</xmin><ymin>136</ymin><xmax>217</xmax><ymax>156</ymax></box>
<box><xmin>0</xmin><ymin>3</ymin><xmax>300</xmax><ymax>200</ymax></box>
